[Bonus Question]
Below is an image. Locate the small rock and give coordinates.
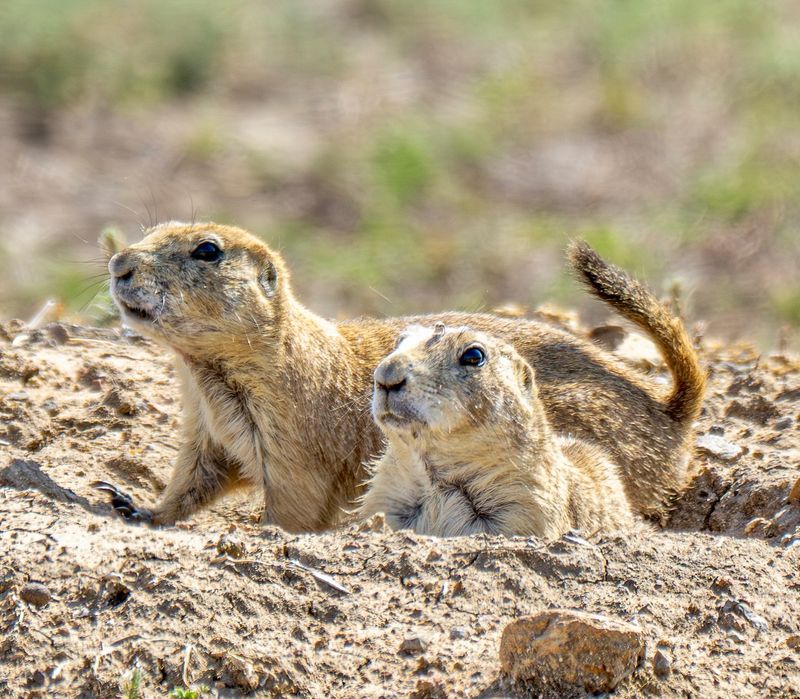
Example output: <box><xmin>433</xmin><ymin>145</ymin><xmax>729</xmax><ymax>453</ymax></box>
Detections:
<box><xmin>399</xmin><ymin>636</ymin><xmax>428</xmax><ymax>655</ymax></box>
<box><xmin>0</xmin><ymin>567</ymin><xmax>15</xmax><ymax>594</ymax></box>
<box><xmin>7</xmin><ymin>392</ymin><xmax>29</xmax><ymax>402</ymax></box>
<box><xmin>744</xmin><ymin>517</ymin><xmax>777</xmax><ymax>538</ymax></box>
<box><xmin>46</xmin><ymin>323</ymin><xmax>70</xmax><ymax>344</ymax></box>
<box><xmin>27</xmin><ymin>670</ymin><xmax>46</xmax><ymax>687</ymax></box>
<box><xmin>425</xmin><ymin>548</ymin><xmax>442</xmax><ymax>562</ymax></box>
<box><xmin>775</xmin><ymin>417</ymin><xmax>794</xmax><ymax>430</ymax></box>
<box><xmin>789</xmin><ymin>478</ymin><xmax>800</xmax><ymax>505</ymax></box>
<box><xmin>414</xmin><ymin>656</ymin><xmax>432</xmax><ymax>674</ymax></box>
<box><xmin>357</xmin><ymin>512</ymin><xmax>387</xmax><ymax>533</ymax></box>
<box><xmin>696</xmin><ymin>434</ymin><xmax>743</xmax><ymax>462</ymax></box>
<box><xmin>652</xmin><ymin>649</ymin><xmax>671</xmax><ymax>678</ymax></box>
<box><xmin>450</xmin><ymin>626</ymin><xmax>468</xmax><ymax>640</ymax></box>
<box><xmin>102</xmin><ymin>387</ymin><xmax>137</xmax><ymax>416</ymax></box>
<box><xmin>719</xmin><ymin>599</ymin><xmax>768</xmax><ymax>632</ymax></box>
<box><xmin>711</xmin><ymin>577</ymin><xmax>733</xmax><ymax>595</ymax></box>
<box><xmin>786</xmin><ymin>635</ymin><xmax>800</xmax><ymax>650</ymax></box>
<box><xmin>499</xmin><ymin>610</ymin><xmax>645</xmax><ymax>693</ymax></box>
<box><xmin>20</xmin><ymin>582</ymin><xmax>52</xmax><ymax>607</ymax></box>
<box><xmin>41</xmin><ymin>399</ymin><xmax>59</xmax><ymax>416</ymax></box>
<box><xmin>216</xmin><ymin>533</ymin><xmax>246</xmax><ymax>559</ymax></box>
<box><xmin>410</xmin><ymin>679</ymin><xmax>446</xmax><ymax>699</ymax></box>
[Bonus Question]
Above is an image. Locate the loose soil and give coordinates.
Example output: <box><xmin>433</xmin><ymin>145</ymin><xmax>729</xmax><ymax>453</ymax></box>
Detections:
<box><xmin>1</xmin><ymin>318</ymin><xmax>799</xmax><ymax>698</ymax></box>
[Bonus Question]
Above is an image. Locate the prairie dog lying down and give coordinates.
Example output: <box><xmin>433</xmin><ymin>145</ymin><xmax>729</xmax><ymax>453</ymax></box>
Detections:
<box><xmin>360</xmin><ymin>323</ymin><xmax>637</xmax><ymax>538</ymax></box>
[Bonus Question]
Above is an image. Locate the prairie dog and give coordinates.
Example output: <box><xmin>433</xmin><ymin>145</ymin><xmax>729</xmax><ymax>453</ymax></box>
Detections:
<box><xmin>101</xmin><ymin>222</ymin><xmax>704</xmax><ymax>531</ymax></box>
<box><xmin>360</xmin><ymin>323</ymin><xmax>636</xmax><ymax>538</ymax></box>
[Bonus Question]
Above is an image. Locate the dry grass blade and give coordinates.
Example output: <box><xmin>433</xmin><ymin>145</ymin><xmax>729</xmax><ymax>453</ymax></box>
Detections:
<box><xmin>288</xmin><ymin>558</ymin><xmax>351</xmax><ymax>594</ymax></box>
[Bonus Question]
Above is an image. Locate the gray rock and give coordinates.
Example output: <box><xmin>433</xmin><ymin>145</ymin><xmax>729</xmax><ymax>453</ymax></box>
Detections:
<box><xmin>696</xmin><ymin>434</ymin><xmax>743</xmax><ymax>461</ymax></box>
<box><xmin>719</xmin><ymin>599</ymin><xmax>768</xmax><ymax>632</ymax></box>
<box><xmin>449</xmin><ymin>626</ymin><xmax>468</xmax><ymax>640</ymax></box>
<box><xmin>399</xmin><ymin>636</ymin><xmax>428</xmax><ymax>655</ymax></box>
<box><xmin>652</xmin><ymin>649</ymin><xmax>671</xmax><ymax>678</ymax></box>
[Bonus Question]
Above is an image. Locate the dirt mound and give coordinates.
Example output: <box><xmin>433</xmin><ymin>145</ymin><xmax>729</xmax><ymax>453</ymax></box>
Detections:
<box><xmin>1</xmin><ymin>321</ymin><xmax>799</xmax><ymax>697</ymax></box>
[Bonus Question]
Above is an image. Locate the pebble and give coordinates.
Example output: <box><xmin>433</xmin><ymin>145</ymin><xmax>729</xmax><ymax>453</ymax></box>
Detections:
<box><xmin>411</xmin><ymin>679</ymin><xmax>446</xmax><ymax>699</ymax></box>
<box><xmin>28</xmin><ymin>670</ymin><xmax>46</xmax><ymax>687</ymax></box>
<box><xmin>652</xmin><ymin>649</ymin><xmax>671</xmax><ymax>678</ymax></box>
<box><xmin>20</xmin><ymin>582</ymin><xmax>52</xmax><ymax>607</ymax></box>
<box><xmin>216</xmin><ymin>533</ymin><xmax>246</xmax><ymax>559</ymax></box>
<box><xmin>788</xmin><ymin>478</ymin><xmax>800</xmax><ymax>505</ymax></box>
<box><xmin>46</xmin><ymin>323</ymin><xmax>70</xmax><ymax>344</ymax></box>
<box><xmin>0</xmin><ymin>567</ymin><xmax>15</xmax><ymax>594</ymax></box>
<box><xmin>399</xmin><ymin>636</ymin><xmax>428</xmax><ymax>655</ymax></box>
<box><xmin>449</xmin><ymin>626</ymin><xmax>469</xmax><ymax>640</ymax></box>
<box><xmin>102</xmin><ymin>387</ymin><xmax>137</xmax><ymax>416</ymax></box>
<box><xmin>499</xmin><ymin>609</ymin><xmax>645</xmax><ymax>692</ymax></box>
<box><xmin>719</xmin><ymin>599</ymin><xmax>768</xmax><ymax>632</ymax></box>
<box><xmin>696</xmin><ymin>434</ymin><xmax>743</xmax><ymax>461</ymax></box>
<box><xmin>41</xmin><ymin>399</ymin><xmax>59</xmax><ymax>416</ymax></box>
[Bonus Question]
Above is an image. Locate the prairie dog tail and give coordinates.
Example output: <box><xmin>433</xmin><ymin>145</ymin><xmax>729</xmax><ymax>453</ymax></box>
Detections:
<box><xmin>568</xmin><ymin>240</ymin><xmax>706</xmax><ymax>423</ymax></box>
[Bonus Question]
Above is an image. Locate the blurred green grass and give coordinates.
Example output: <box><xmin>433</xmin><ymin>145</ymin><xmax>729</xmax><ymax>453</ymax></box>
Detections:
<box><xmin>1</xmin><ymin>0</ymin><xmax>799</xmax><ymax>347</ymax></box>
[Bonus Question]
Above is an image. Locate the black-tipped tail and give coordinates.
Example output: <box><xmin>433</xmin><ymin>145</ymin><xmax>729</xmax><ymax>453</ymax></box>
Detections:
<box><xmin>568</xmin><ymin>240</ymin><xmax>706</xmax><ymax>422</ymax></box>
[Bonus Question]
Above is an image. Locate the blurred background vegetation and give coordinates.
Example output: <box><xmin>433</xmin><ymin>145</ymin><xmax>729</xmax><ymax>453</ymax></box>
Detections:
<box><xmin>0</xmin><ymin>0</ymin><xmax>799</xmax><ymax>347</ymax></box>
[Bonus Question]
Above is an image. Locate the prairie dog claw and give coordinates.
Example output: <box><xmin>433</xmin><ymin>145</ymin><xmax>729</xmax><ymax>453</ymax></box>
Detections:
<box><xmin>93</xmin><ymin>481</ymin><xmax>153</xmax><ymax>523</ymax></box>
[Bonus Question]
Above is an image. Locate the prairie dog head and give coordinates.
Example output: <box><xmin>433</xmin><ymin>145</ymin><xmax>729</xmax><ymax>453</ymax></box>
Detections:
<box><xmin>108</xmin><ymin>222</ymin><xmax>289</xmax><ymax>353</ymax></box>
<box><xmin>372</xmin><ymin>323</ymin><xmax>536</xmax><ymax>440</ymax></box>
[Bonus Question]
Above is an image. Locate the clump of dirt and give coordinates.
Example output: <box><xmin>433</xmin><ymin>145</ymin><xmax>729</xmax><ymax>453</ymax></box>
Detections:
<box><xmin>0</xmin><ymin>320</ymin><xmax>798</xmax><ymax>698</ymax></box>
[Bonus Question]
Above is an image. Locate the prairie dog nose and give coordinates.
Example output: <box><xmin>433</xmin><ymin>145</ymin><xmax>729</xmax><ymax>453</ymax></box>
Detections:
<box><xmin>375</xmin><ymin>358</ymin><xmax>409</xmax><ymax>392</ymax></box>
<box><xmin>108</xmin><ymin>252</ymin><xmax>137</xmax><ymax>281</ymax></box>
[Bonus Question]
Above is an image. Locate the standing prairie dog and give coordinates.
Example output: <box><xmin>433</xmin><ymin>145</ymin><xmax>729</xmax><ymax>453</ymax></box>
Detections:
<box><xmin>100</xmin><ymin>222</ymin><xmax>704</xmax><ymax>532</ymax></box>
<box><xmin>360</xmin><ymin>323</ymin><xmax>636</xmax><ymax>538</ymax></box>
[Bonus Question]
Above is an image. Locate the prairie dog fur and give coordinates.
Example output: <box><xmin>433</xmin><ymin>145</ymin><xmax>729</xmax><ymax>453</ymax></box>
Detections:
<box><xmin>104</xmin><ymin>222</ymin><xmax>704</xmax><ymax>531</ymax></box>
<box><xmin>360</xmin><ymin>323</ymin><xmax>636</xmax><ymax>537</ymax></box>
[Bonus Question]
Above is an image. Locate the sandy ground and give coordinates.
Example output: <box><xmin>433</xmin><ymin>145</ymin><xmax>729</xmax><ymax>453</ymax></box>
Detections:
<box><xmin>1</xmin><ymin>318</ymin><xmax>799</xmax><ymax>698</ymax></box>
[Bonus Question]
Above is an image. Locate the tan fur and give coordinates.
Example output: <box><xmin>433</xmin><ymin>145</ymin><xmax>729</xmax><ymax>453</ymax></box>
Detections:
<box><xmin>107</xmin><ymin>221</ymin><xmax>704</xmax><ymax>531</ymax></box>
<box><xmin>360</xmin><ymin>325</ymin><xmax>635</xmax><ymax>537</ymax></box>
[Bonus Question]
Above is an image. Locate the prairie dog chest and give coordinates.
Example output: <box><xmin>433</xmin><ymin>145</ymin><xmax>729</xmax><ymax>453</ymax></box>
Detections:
<box><xmin>187</xmin><ymin>364</ymin><xmax>327</xmax><ymax>490</ymax></box>
<box><xmin>382</xmin><ymin>448</ymin><xmax>500</xmax><ymax>537</ymax></box>
<box><xmin>182</xmin><ymin>362</ymin><xmax>274</xmax><ymax>479</ymax></box>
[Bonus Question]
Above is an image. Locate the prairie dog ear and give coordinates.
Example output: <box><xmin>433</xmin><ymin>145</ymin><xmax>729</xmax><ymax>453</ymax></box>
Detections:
<box><xmin>514</xmin><ymin>357</ymin><xmax>535</xmax><ymax>398</ymax></box>
<box><xmin>259</xmin><ymin>258</ymin><xmax>279</xmax><ymax>297</ymax></box>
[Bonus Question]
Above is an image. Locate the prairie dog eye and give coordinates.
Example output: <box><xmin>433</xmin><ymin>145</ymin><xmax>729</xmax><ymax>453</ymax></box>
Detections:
<box><xmin>459</xmin><ymin>346</ymin><xmax>486</xmax><ymax>367</ymax></box>
<box><xmin>191</xmin><ymin>241</ymin><xmax>223</xmax><ymax>262</ymax></box>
